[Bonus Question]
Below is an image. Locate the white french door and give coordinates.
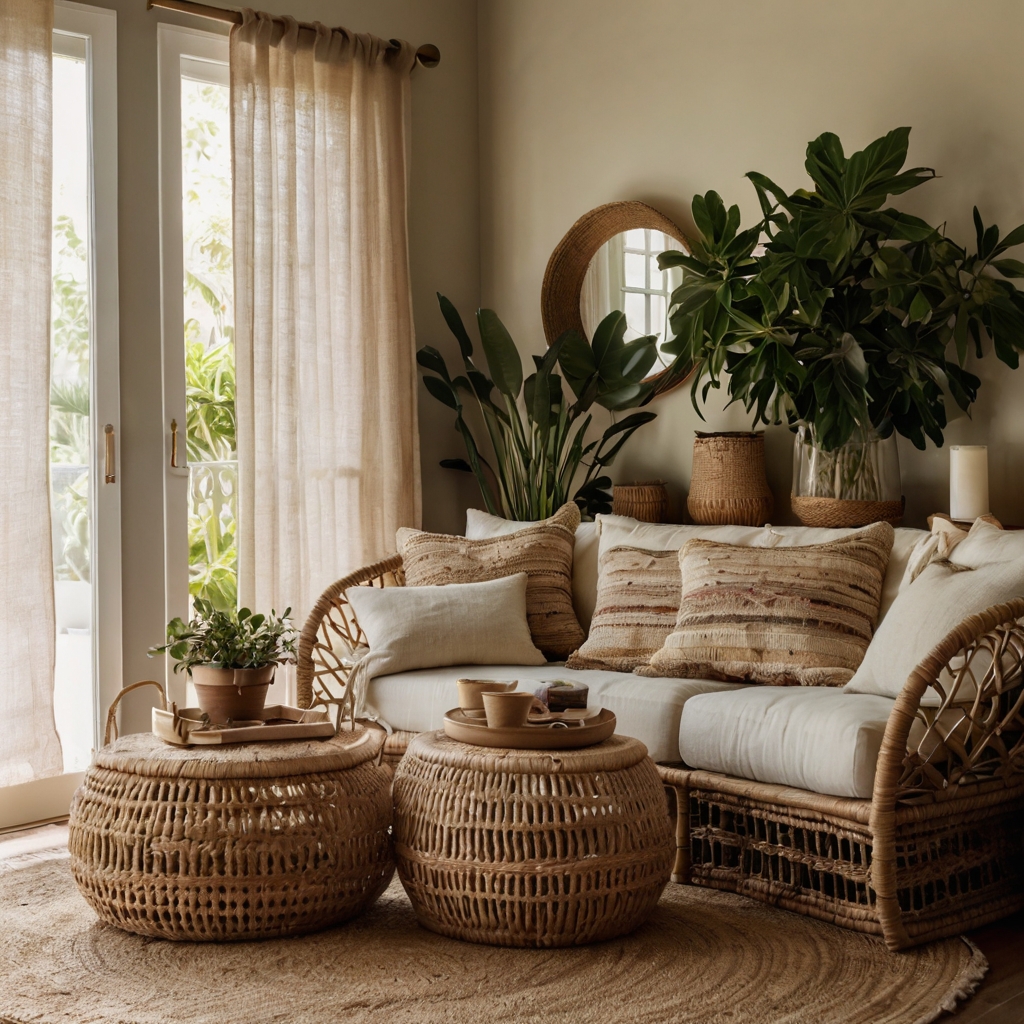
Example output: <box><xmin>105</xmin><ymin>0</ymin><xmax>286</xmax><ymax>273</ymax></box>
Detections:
<box><xmin>157</xmin><ymin>25</ymin><xmax>234</xmax><ymax>707</ymax></box>
<box><xmin>0</xmin><ymin>1</ymin><xmax>121</xmax><ymax>830</ymax></box>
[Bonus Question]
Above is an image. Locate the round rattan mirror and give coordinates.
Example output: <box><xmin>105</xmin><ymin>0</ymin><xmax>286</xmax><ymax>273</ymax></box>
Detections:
<box><xmin>541</xmin><ymin>201</ymin><xmax>693</xmax><ymax>397</ymax></box>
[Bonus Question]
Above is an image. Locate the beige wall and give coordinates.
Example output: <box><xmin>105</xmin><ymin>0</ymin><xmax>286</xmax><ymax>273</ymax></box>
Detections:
<box><xmin>477</xmin><ymin>0</ymin><xmax>1024</xmax><ymax>528</ymax></box>
<box><xmin>105</xmin><ymin>0</ymin><xmax>480</xmax><ymax>729</ymax></box>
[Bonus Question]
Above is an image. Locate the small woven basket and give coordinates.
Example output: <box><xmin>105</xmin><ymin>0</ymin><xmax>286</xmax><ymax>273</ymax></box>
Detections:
<box><xmin>687</xmin><ymin>431</ymin><xmax>774</xmax><ymax>526</ymax></box>
<box><xmin>612</xmin><ymin>480</ymin><xmax>669</xmax><ymax>522</ymax></box>
<box><xmin>791</xmin><ymin>495</ymin><xmax>905</xmax><ymax>528</ymax></box>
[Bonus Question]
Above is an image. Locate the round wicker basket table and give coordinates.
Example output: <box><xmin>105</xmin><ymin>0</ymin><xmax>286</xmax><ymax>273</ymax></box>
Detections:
<box><xmin>392</xmin><ymin>731</ymin><xmax>673</xmax><ymax>947</ymax></box>
<box><xmin>68</xmin><ymin>725</ymin><xmax>394</xmax><ymax>941</ymax></box>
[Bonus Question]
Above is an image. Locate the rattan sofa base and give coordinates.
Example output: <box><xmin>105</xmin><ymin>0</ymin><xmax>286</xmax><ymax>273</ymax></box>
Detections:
<box><xmin>659</xmin><ymin>766</ymin><xmax>1024</xmax><ymax>948</ymax></box>
<box><xmin>296</xmin><ymin>553</ymin><xmax>1024</xmax><ymax>952</ymax></box>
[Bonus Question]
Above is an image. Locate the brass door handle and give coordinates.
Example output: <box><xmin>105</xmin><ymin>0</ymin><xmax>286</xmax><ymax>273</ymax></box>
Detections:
<box><xmin>104</xmin><ymin>424</ymin><xmax>116</xmax><ymax>483</ymax></box>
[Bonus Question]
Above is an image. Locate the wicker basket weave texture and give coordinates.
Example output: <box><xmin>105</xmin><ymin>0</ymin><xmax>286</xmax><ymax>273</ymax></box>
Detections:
<box><xmin>612</xmin><ymin>481</ymin><xmax>669</xmax><ymax>523</ymax></box>
<box><xmin>687</xmin><ymin>432</ymin><xmax>774</xmax><ymax>526</ymax></box>
<box><xmin>791</xmin><ymin>495</ymin><xmax>904</xmax><ymax>528</ymax></box>
<box><xmin>392</xmin><ymin>732</ymin><xmax>673</xmax><ymax>947</ymax></box>
<box><xmin>68</xmin><ymin>727</ymin><xmax>395</xmax><ymax>941</ymax></box>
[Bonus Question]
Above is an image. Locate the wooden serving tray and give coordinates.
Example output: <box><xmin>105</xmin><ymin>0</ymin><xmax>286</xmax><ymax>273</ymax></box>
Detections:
<box><xmin>443</xmin><ymin>707</ymin><xmax>616</xmax><ymax>749</ymax></box>
<box><xmin>153</xmin><ymin>703</ymin><xmax>336</xmax><ymax>746</ymax></box>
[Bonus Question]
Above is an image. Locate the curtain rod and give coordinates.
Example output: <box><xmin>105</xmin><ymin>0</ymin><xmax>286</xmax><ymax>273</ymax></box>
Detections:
<box><xmin>146</xmin><ymin>0</ymin><xmax>441</xmax><ymax>67</ymax></box>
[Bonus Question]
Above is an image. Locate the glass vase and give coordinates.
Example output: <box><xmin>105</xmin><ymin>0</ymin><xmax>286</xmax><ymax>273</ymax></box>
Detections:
<box><xmin>791</xmin><ymin>425</ymin><xmax>901</xmax><ymax>502</ymax></box>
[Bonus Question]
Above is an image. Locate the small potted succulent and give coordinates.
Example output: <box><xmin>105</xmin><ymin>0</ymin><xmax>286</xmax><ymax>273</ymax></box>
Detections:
<box><xmin>150</xmin><ymin>598</ymin><xmax>297</xmax><ymax>724</ymax></box>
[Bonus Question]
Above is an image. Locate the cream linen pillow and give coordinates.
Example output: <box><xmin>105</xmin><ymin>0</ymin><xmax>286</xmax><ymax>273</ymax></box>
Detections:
<box><xmin>345</xmin><ymin>573</ymin><xmax>545</xmax><ymax>678</ymax></box>
<box><xmin>465</xmin><ymin>508</ymin><xmax>600</xmax><ymax>632</ymax></box>
<box><xmin>640</xmin><ymin>522</ymin><xmax>894</xmax><ymax>686</ymax></box>
<box><xmin>846</xmin><ymin>522</ymin><xmax>1024</xmax><ymax>700</ymax></box>
<box><xmin>398</xmin><ymin>502</ymin><xmax>585</xmax><ymax>660</ymax></box>
<box><xmin>597</xmin><ymin>515</ymin><xmax>923</xmax><ymax>622</ymax></box>
<box><xmin>566</xmin><ymin>546</ymin><xmax>680</xmax><ymax>671</ymax></box>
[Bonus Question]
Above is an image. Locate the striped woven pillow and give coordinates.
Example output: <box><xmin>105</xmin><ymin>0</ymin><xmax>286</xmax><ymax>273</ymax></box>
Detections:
<box><xmin>638</xmin><ymin>522</ymin><xmax>894</xmax><ymax>686</ymax></box>
<box><xmin>397</xmin><ymin>502</ymin><xmax>585</xmax><ymax>660</ymax></box>
<box><xmin>566</xmin><ymin>546</ymin><xmax>680</xmax><ymax>671</ymax></box>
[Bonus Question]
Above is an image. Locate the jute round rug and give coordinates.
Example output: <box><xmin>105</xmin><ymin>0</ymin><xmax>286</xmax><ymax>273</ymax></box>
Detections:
<box><xmin>0</xmin><ymin>841</ymin><xmax>985</xmax><ymax>1024</ymax></box>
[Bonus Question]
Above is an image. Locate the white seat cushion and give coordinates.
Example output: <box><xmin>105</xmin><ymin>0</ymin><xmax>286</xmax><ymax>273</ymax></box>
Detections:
<box><xmin>366</xmin><ymin>663</ymin><xmax>745</xmax><ymax>763</ymax></box>
<box><xmin>678</xmin><ymin>687</ymin><xmax>896</xmax><ymax>799</ymax></box>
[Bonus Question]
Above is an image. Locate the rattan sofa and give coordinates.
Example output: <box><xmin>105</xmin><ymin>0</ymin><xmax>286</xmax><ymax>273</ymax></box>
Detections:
<box><xmin>295</xmin><ymin>543</ymin><xmax>1024</xmax><ymax>951</ymax></box>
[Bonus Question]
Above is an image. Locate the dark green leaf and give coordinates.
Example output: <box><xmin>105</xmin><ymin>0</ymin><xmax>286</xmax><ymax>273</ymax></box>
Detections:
<box><xmin>476</xmin><ymin>308</ymin><xmax>523</xmax><ymax>397</ymax></box>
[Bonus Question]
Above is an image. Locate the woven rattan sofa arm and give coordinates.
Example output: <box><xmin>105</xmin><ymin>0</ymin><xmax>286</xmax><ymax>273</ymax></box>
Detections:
<box><xmin>869</xmin><ymin>597</ymin><xmax>1024</xmax><ymax>948</ymax></box>
<box><xmin>296</xmin><ymin>554</ymin><xmax>405</xmax><ymax>710</ymax></box>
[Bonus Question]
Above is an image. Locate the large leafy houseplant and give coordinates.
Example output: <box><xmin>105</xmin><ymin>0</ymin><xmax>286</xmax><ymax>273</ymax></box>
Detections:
<box><xmin>418</xmin><ymin>294</ymin><xmax>666</xmax><ymax>519</ymax></box>
<box><xmin>660</xmin><ymin>127</ymin><xmax>1024</xmax><ymax>497</ymax></box>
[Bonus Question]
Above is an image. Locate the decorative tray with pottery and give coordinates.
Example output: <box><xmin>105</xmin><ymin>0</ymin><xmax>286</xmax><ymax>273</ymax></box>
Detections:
<box><xmin>442</xmin><ymin>678</ymin><xmax>615</xmax><ymax>749</ymax></box>
<box><xmin>153</xmin><ymin>703</ymin><xmax>336</xmax><ymax>746</ymax></box>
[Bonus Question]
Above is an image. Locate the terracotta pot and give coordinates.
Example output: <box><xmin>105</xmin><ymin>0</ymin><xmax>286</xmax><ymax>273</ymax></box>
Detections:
<box><xmin>190</xmin><ymin>664</ymin><xmax>275</xmax><ymax>724</ymax></box>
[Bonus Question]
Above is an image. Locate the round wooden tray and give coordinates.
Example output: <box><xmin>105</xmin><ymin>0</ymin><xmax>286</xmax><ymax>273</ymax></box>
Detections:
<box><xmin>442</xmin><ymin>707</ymin><xmax>616</xmax><ymax>749</ymax></box>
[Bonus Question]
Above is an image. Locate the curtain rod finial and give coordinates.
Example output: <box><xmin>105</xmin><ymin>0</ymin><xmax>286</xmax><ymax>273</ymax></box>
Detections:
<box><xmin>415</xmin><ymin>43</ymin><xmax>440</xmax><ymax>68</ymax></box>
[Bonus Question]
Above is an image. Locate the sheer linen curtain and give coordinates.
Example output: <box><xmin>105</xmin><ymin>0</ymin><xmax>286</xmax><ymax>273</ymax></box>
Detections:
<box><xmin>231</xmin><ymin>11</ymin><xmax>422</xmax><ymax>663</ymax></box>
<box><xmin>0</xmin><ymin>0</ymin><xmax>62</xmax><ymax>785</ymax></box>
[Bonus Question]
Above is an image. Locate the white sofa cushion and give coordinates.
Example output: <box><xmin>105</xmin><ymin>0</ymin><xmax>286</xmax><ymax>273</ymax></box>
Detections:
<box><xmin>845</xmin><ymin>520</ymin><xmax>1024</xmax><ymax>701</ymax></box>
<box><xmin>365</xmin><ymin>663</ymin><xmax>745</xmax><ymax>763</ymax></box>
<box><xmin>466</xmin><ymin>509</ymin><xmax>600</xmax><ymax>632</ymax></box>
<box><xmin>596</xmin><ymin>515</ymin><xmax>926</xmax><ymax>622</ymax></box>
<box><xmin>678</xmin><ymin>686</ymin><xmax>897</xmax><ymax>799</ymax></box>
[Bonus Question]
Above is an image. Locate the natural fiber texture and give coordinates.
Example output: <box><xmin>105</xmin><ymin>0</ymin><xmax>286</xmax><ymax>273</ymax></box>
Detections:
<box><xmin>397</xmin><ymin>502</ymin><xmax>584</xmax><ymax>659</ymax></box>
<box><xmin>687</xmin><ymin>432</ymin><xmax>774</xmax><ymax>526</ymax></box>
<box><xmin>566</xmin><ymin>545</ymin><xmax>680</xmax><ymax>671</ymax></box>
<box><xmin>231</xmin><ymin>13</ymin><xmax>422</xmax><ymax>638</ymax></box>
<box><xmin>0</xmin><ymin>833</ymin><xmax>988</xmax><ymax>1024</ymax></box>
<box><xmin>392</xmin><ymin>733</ymin><xmax>672</xmax><ymax>946</ymax></box>
<box><xmin>792</xmin><ymin>495</ymin><xmax>905</xmax><ymax>527</ymax></box>
<box><xmin>641</xmin><ymin>523</ymin><xmax>894</xmax><ymax>686</ymax></box>
<box><xmin>0</xmin><ymin>0</ymin><xmax>61</xmax><ymax>787</ymax></box>
<box><xmin>612</xmin><ymin>481</ymin><xmax>669</xmax><ymax>522</ymax></box>
<box><xmin>67</xmin><ymin>728</ymin><xmax>394</xmax><ymax>940</ymax></box>
<box><xmin>659</xmin><ymin>600</ymin><xmax>1024</xmax><ymax>951</ymax></box>
<box><xmin>541</xmin><ymin>200</ymin><xmax>690</xmax><ymax>398</ymax></box>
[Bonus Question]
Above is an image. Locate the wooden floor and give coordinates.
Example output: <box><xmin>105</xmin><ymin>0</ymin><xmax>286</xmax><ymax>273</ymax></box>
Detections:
<box><xmin>958</xmin><ymin>912</ymin><xmax>1024</xmax><ymax>1022</ymax></box>
<box><xmin>1</xmin><ymin>823</ymin><xmax>1023</xmax><ymax>1021</ymax></box>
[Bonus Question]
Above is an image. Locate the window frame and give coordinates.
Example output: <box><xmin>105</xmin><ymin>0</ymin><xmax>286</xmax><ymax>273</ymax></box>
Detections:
<box><xmin>156</xmin><ymin>24</ymin><xmax>230</xmax><ymax>706</ymax></box>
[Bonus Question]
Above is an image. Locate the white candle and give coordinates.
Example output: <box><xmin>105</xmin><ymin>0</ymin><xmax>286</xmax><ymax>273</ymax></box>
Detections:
<box><xmin>950</xmin><ymin>445</ymin><xmax>990</xmax><ymax>521</ymax></box>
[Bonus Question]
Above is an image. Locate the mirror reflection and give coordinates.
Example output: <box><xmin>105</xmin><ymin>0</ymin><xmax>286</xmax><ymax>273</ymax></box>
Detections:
<box><xmin>580</xmin><ymin>228</ymin><xmax>684</xmax><ymax>376</ymax></box>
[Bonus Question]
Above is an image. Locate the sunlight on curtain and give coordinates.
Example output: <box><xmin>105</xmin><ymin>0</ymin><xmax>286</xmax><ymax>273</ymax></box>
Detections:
<box><xmin>0</xmin><ymin>0</ymin><xmax>62</xmax><ymax>785</ymax></box>
<box><xmin>231</xmin><ymin>12</ymin><xmax>422</xmax><ymax>647</ymax></box>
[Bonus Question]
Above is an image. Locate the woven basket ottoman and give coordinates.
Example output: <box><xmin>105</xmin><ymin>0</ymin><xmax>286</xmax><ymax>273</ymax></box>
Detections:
<box><xmin>68</xmin><ymin>725</ymin><xmax>394</xmax><ymax>941</ymax></box>
<box><xmin>392</xmin><ymin>732</ymin><xmax>673</xmax><ymax>947</ymax></box>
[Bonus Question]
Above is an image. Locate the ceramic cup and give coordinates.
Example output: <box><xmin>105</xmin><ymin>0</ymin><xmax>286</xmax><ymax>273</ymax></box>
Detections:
<box><xmin>482</xmin><ymin>690</ymin><xmax>536</xmax><ymax>729</ymax></box>
<box><xmin>457</xmin><ymin>678</ymin><xmax>517</xmax><ymax>712</ymax></box>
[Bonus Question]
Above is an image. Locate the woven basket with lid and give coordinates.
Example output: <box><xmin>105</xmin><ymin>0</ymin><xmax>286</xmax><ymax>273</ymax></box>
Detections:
<box><xmin>68</xmin><ymin>725</ymin><xmax>394</xmax><ymax>941</ymax></box>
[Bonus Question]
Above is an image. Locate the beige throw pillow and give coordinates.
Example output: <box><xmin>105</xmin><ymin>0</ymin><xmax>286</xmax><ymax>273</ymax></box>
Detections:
<box><xmin>345</xmin><ymin>573</ymin><xmax>545</xmax><ymax>678</ymax></box>
<box><xmin>846</xmin><ymin>520</ymin><xmax>1024</xmax><ymax>701</ymax></box>
<box><xmin>639</xmin><ymin>522</ymin><xmax>894</xmax><ymax>686</ymax></box>
<box><xmin>398</xmin><ymin>502</ymin><xmax>585</xmax><ymax>660</ymax></box>
<box><xmin>566</xmin><ymin>546</ymin><xmax>680</xmax><ymax>671</ymax></box>
<box><xmin>465</xmin><ymin>509</ymin><xmax>600</xmax><ymax>632</ymax></box>
<box><xmin>597</xmin><ymin>515</ymin><xmax>924</xmax><ymax>622</ymax></box>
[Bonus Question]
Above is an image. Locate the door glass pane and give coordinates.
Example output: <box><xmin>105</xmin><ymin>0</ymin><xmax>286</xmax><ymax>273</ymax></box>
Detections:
<box><xmin>181</xmin><ymin>74</ymin><xmax>236</xmax><ymax>611</ymax></box>
<box><xmin>50</xmin><ymin>45</ymin><xmax>92</xmax><ymax>772</ymax></box>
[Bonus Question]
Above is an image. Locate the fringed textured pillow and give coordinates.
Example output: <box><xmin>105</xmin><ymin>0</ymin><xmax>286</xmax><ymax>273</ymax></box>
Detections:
<box><xmin>638</xmin><ymin>522</ymin><xmax>894</xmax><ymax>686</ymax></box>
<box><xmin>397</xmin><ymin>502</ymin><xmax>584</xmax><ymax>660</ymax></box>
<box><xmin>566</xmin><ymin>546</ymin><xmax>680</xmax><ymax>671</ymax></box>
